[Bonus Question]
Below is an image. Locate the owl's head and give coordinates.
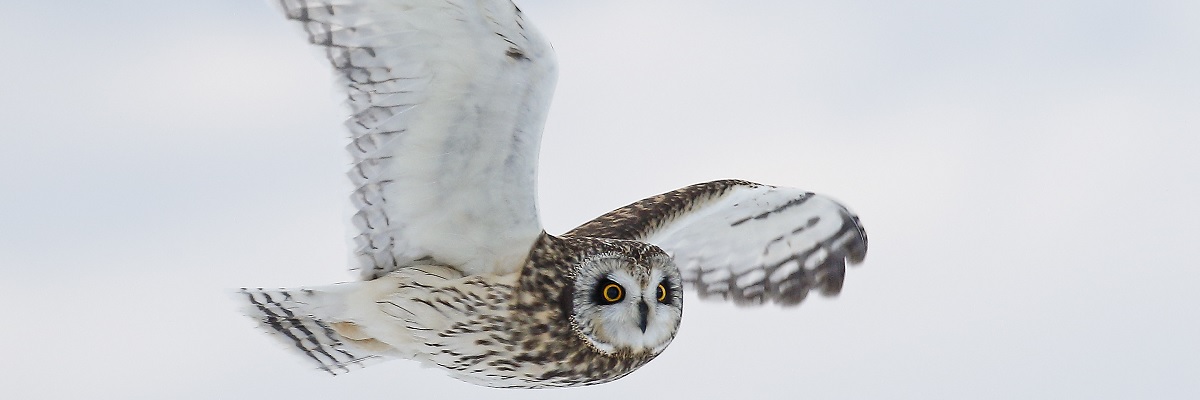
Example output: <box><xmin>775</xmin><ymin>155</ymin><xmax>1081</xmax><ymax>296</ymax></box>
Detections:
<box><xmin>567</xmin><ymin>244</ymin><xmax>683</xmax><ymax>356</ymax></box>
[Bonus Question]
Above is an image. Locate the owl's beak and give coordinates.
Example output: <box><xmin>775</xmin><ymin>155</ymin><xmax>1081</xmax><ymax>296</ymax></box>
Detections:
<box><xmin>637</xmin><ymin>301</ymin><xmax>649</xmax><ymax>333</ymax></box>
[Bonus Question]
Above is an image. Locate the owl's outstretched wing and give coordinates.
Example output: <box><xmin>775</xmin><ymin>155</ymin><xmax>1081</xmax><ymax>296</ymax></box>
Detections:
<box><xmin>277</xmin><ymin>0</ymin><xmax>557</xmax><ymax>278</ymax></box>
<box><xmin>565</xmin><ymin>180</ymin><xmax>867</xmax><ymax>306</ymax></box>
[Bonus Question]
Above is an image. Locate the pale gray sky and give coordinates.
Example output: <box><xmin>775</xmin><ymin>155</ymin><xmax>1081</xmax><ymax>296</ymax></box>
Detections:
<box><xmin>2</xmin><ymin>1</ymin><xmax>1198</xmax><ymax>399</ymax></box>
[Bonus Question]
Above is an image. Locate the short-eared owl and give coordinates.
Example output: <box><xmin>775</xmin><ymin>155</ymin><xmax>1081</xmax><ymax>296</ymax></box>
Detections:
<box><xmin>239</xmin><ymin>0</ymin><xmax>868</xmax><ymax>388</ymax></box>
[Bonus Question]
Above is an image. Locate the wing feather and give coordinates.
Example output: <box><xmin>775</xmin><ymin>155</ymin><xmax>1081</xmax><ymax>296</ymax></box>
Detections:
<box><xmin>566</xmin><ymin>180</ymin><xmax>868</xmax><ymax>306</ymax></box>
<box><xmin>277</xmin><ymin>0</ymin><xmax>557</xmax><ymax>279</ymax></box>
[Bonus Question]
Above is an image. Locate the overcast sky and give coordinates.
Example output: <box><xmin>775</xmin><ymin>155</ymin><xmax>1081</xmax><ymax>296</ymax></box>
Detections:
<box><xmin>2</xmin><ymin>1</ymin><xmax>1198</xmax><ymax>399</ymax></box>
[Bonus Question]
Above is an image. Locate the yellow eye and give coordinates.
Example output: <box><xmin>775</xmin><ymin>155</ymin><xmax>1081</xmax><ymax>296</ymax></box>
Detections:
<box><xmin>602</xmin><ymin>283</ymin><xmax>623</xmax><ymax>303</ymax></box>
<box><xmin>656</xmin><ymin>284</ymin><xmax>668</xmax><ymax>302</ymax></box>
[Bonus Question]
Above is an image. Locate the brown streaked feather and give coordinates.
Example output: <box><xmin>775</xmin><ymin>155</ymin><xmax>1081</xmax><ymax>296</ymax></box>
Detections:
<box><xmin>564</xmin><ymin>179</ymin><xmax>758</xmax><ymax>240</ymax></box>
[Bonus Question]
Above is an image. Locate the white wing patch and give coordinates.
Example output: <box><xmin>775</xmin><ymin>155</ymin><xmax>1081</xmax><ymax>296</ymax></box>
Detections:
<box><xmin>565</xmin><ymin>180</ymin><xmax>867</xmax><ymax>306</ymax></box>
<box><xmin>278</xmin><ymin>0</ymin><xmax>558</xmax><ymax>278</ymax></box>
<box><xmin>648</xmin><ymin>185</ymin><xmax>866</xmax><ymax>305</ymax></box>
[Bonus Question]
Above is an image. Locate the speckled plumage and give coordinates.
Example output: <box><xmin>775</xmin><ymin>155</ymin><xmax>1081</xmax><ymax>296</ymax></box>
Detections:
<box><xmin>370</xmin><ymin>233</ymin><xmax>678</xmax><ymax>388</ymax></box>
<box><xmin>243</xmin><ymin>233</ymin><xmax>678</xmax><ymax>388</ymax></box>
<box><xmin>482</xmin><ymin>234</ymin><xmax>675</xmax><ymax>387</ymax></box>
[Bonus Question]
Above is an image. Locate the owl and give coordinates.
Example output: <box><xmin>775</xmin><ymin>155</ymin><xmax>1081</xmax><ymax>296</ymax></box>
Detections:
<box><xmin>239</xmin><ymin>0</ymin><xmax>868</xmax><ymax>388</ymax></box>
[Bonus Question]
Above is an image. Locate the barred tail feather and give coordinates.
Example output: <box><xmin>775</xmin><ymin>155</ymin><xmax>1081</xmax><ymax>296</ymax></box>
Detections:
<box><xmin>239</xmin><ymin>287</ymin><xmax>384</xmax><ymax>374</ymax></box>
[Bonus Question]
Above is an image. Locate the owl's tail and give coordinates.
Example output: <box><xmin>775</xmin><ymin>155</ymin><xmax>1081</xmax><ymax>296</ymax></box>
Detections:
<box><xmin>238</xmin><ymin>286</ymin><xmax>386</xmax><ymax>375</ymax></box>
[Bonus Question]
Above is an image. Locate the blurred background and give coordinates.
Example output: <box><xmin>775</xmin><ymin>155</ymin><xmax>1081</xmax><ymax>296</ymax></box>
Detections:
<box><xmin>2</xmin><ymin>0</ymin><xmax>1197</xmax><ymax>398</ymax></box>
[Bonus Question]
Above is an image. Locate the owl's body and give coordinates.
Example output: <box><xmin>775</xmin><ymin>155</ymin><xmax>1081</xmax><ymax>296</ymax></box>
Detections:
<box><xmin>244</xmin><ymin>233</ymin><xmax>679</xmax><ymax>388</ymax></box>
<box><xmin>240</xmin><ymin>0</ymin><xmax>868</xmax><ymax>388</ymax></box>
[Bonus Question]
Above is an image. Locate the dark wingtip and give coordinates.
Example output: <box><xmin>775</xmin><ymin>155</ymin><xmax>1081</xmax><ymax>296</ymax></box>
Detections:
<box><xmin>817</xmin><ymin>258</ymin><xmax>847</xmax><ymax>297</ymax></box>
<box><xmin>845</xmin><ymin>214</ymin><xmax>869</xmax><ymax>265</ymax></box>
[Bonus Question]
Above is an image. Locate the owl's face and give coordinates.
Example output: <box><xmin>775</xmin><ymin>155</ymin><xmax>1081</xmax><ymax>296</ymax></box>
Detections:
<box><xmin>569</xmin><ymin>249</ymin><xmax>683</xmax><ymax>356</ymax></box>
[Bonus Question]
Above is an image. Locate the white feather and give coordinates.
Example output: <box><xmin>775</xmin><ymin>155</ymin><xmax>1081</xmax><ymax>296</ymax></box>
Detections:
<box><xmin>278</xmin><ymin>0</ymin><xmax>558</xmax><ymax>279</ymax></box>
<box><xmin>646</xmin><ymin>185</ymin><xmax>856</xmax><ymax>269</ymax></box>
<box><xmin>646</xmin><ymin>184</ymin><xmax>867</xmax><ymax>305</ymax></box>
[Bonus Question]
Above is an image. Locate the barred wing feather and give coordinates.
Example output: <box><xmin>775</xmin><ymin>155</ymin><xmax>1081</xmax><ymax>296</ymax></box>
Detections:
<box><xmin>278</xmin><ymin>0</ymin><xmax>557</xmax><ymax>279</ymax></box>
<box><xmin>566</xmin><ymin>180</ymin><xmax>868</xmax><ymax>306</ymax></box>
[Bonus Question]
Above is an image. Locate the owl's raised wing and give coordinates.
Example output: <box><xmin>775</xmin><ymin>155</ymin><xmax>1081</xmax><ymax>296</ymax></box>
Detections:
<box><xmin>277</xmin><ymin>0</ymin><xmax>557</xmax><ymax>278</ymax></box>
<box><xmin>565</xmin><ymin>180</ymin><xmax>867</xmax><ymax>306</ymax></box>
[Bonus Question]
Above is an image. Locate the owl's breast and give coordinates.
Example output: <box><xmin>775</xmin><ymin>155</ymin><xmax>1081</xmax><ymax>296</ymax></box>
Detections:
<box><xmin>392</xmin><ymin>233</ymin><xmax>663</xmax><ymax>388</ymax></box>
